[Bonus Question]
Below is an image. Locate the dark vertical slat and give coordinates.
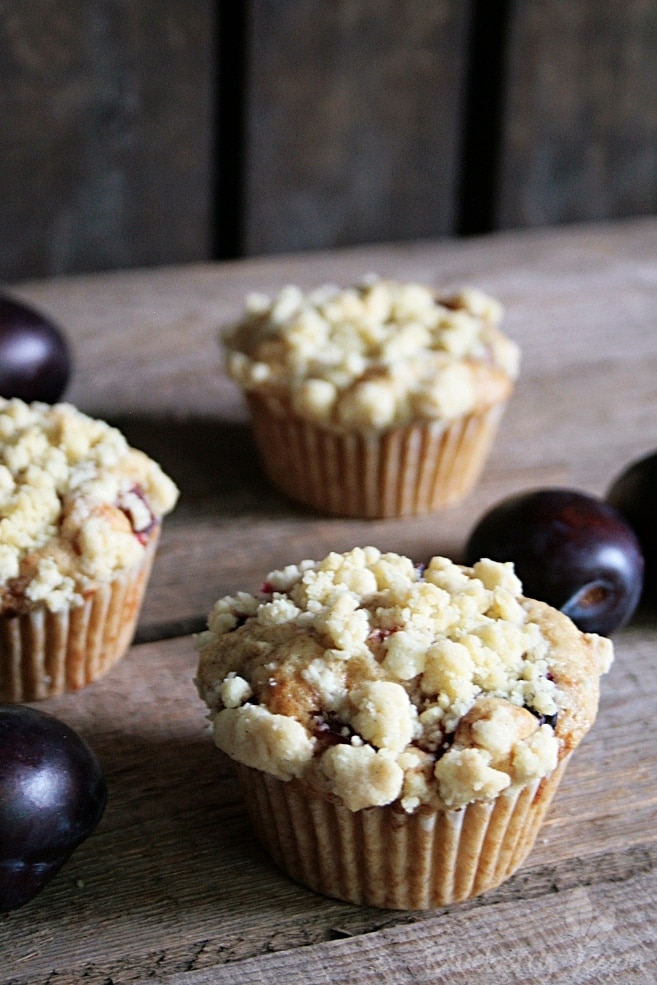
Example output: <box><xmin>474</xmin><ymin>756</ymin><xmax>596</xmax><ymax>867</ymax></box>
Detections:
<box><xmin>496</xmin><ymin>0</ymin><xmax>657</xmax><ymax>229</ymax></box>
<box><xmin>242</xmin><ymin>0</ymin><xmax>472</xmax><ymax>256</ymax></box>
<box><xmin>213</xmin><ymin>0</ymin><xmax>248</xmax><ymax>259</ymax></box>
<box><xmin>456</xmin><ymin>0</ymin><xmax>512</xmax><ymax>235</ymax></box>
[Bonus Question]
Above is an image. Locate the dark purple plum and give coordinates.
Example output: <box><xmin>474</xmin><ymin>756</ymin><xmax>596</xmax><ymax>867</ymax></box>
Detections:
<box><xmin>0</xmin><ymin>704</ymin><xmax>107</xmax><ymax>912</ymax></box>
<box><xmin>607</xmin><ymin>450</ymin><xmax>657</xmax><ymax>600</ymax></box>
<box><xmin>0</xmin><ymin>294</ymin><xmax>71</xmax><ymax>403</ymax></box>
<box><xmin>463</xmin><ymin>488</ymin><xmax>644</xmax><ymax>636</ymax></box>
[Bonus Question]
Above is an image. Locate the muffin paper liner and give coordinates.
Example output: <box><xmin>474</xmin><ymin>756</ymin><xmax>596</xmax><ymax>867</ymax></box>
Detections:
<box><xmin>235</xmin><ymin>754</ymin><xmax>570</xmax><ymax>910</ymax></box>
<box><xmin>0</xmin><ymin>527</ymin><xmax>160</xmax><ymax>702</ymax></box>
<box><xmin>246</xmin><ymin>393</ymin><xmax>508</xmax><ymax>518</ymax></box>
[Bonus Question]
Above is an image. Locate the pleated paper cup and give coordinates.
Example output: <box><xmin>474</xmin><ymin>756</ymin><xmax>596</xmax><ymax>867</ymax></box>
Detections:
<box><xmin>236</xmin><ymin>754</ymin><xmax>570</xmax><ymax>910</ymax></box>
<box><xmin>0</xmin><ymin>527</ymin><xmax>160</xmax><ymax>703</ymax></box>
<box><xmin>245</xmin><ymin>393</ymin><xmax>509</xmax><ymax>518</ymax></box>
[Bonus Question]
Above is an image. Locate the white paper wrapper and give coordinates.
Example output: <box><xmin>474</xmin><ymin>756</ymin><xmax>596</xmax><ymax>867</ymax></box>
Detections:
<box><xmin>236</xmin><ymin>754</ymin><xmax>570</xmax><ymax>910</ymax></box>
<box><xmin>0</xmin><ymin>527</ymin><xmax>160</xmax><ymax>702</ymax></box>
<box><xmin>246</xmin><ymin>393</ymin><xmax>509</xmax><ymax>518</ymax></box>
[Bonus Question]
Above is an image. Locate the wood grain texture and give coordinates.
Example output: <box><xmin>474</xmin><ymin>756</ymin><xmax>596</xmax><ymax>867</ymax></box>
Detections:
<box><xmin>497</xmin><ymin>0</ymin><xmax>657</xmax><ymax>229</ymax></box>
<box><xmin>1</xmin><ymin>627</ymin><xmax>656</xmax><ymax>985</ymax></box>
<box><xmin>0</xmin><ymin>0</ymin><xmax>214</xmax><ymax>283</ymax></box>
<box><xmin>4</xmin><ymin>1</ymin><xmax>657</xmax><ymax>283</ymax></box>
<box><xmin>244</xmin><ymin>0</ymin><xmax>471</xmax><ymax>253</ymax></box>
<box><xmin>2</xmin><ymin>218</ymin><xmax>657</xmax><ymax>983</ymax></box>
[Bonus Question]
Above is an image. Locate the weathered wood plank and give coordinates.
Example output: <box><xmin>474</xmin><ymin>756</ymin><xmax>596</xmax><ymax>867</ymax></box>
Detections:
<box><xmin>10</xmin><ymin>218</ymin><xmax>657</xmax><ymax>633</ymax></box>
<box><xmin>0</xmin><ymin>621</ymin><xmax>655</xmax><ymax>984</ymax></box>
<box><xmin>0</xmin><ymin>1</ymin><xmax>214</xmax><ymax>283</ymax></box>
<box><xmin>2</xmin><ymin>219</ymin><xmax>657</xmax><ymax>983</ymax></box>
<box><xmin>497</xmin><ymin>1</ymin><xmax>657</xmax><ymax>229</ymax></box>
<box><xmin>8</xmin><ymin>217</ymin><xmax>657</xmax><ymax>417</ymax></box>
<box><xmin>162</xmin><ymin>872</ymin><xmax>657</xmax><ymax>984</ymax></box>
<box><xmin>243</xmin><ymin>0</ymin><xmax>472</xmax><ymax>254</ymax></box>
<box><xmin>4</xmin><ymin>1</ymin><xmax>657</xmax><ymax>283</ymax></box>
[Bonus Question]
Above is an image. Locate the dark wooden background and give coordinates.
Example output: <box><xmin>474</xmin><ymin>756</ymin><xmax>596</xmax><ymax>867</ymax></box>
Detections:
<box><xmin>2</xmin><ymin>0</ymin><xmax>657</xmax><ymax>284</ymax></box>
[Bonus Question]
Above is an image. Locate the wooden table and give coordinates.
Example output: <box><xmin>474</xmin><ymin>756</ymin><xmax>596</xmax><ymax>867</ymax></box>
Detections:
<box><xmin>2</xmin><ymin>217</ymin><xmax>657</xmax><ymax>984</ymax></box>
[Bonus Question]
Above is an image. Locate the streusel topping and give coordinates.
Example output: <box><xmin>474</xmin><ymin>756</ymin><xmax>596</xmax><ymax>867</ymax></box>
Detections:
<box><xmin>0</xmin><ymin>398</ymin><xmax>179</xmax><ymax>613</ymax></box>
<box><xmin>196</xmin><ymin>548</ymin><xmax>612</xmax><ymax>812</ymax></box>
<box><xmin>224</xmin><ymin>279</ymin><xmax>520</xmax><ymax>432</ymax></box>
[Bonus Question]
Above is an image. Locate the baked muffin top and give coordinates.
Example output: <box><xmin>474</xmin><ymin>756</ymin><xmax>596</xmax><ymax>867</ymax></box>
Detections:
<box><xmin>224</xmin><ymin>279</ymin><xmax>520</xmax><ymax>433</ymax></box>
<box><xmin>196</xmin><ymin>548</ymin><xmax>612</xmax><ymax>813</ymax></box>
<box><xmin>0</xmin><ymin>398</ymin><xmax>179</xmax><ymax>614</ymax></box>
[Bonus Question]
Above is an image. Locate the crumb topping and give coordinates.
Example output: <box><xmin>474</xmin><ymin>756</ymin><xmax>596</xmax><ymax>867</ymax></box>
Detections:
<box><xmin>223</xmin><ymin>279</ymin><xmax>520</xmax><ymax>433</ymax></box>
<box><xmin>196</xmin><ymin>548</ymin><xmax>612</xmax><ymax>812</ymax></box>
<box><xmin>0</xmin><ymin>398</ymin><xmax>179</xmax><ymax>612</ymax></box>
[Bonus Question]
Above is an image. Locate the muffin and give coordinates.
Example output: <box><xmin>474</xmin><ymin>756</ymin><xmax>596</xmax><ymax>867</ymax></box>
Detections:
<box><xmin>0</xmin><ymin>398</ymin><xmax>179</xmax><ymax>701</ymax></box>
<box><xmin>196</xmin><ymin>547</ymin><xmax>612</xmax><ymax>910</ymax></box>
<box><xmin>223</xmin><ymin>278</ymin><xmax>520</xmax><ymax>517</ymax></box>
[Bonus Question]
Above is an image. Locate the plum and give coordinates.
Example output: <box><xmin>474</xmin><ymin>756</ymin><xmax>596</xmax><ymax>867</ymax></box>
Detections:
<box><xmin>0</xmin><ymin>294</ymin><xmax>71</xmax><ymax>403</ymax></box>
<box><xmin>0</xmin><ymin>704</ymin><xmax>107</xmax><ymax>912</ymax></box>
<box><xmin>463</xmin><ymin>488</ymin><xmax>644</xmax><ymax>636</ymax></box>
<box><xmin>607</xmin><ymin>451</ymin><xmax>657</xmax><ymax>600</ymax></box>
